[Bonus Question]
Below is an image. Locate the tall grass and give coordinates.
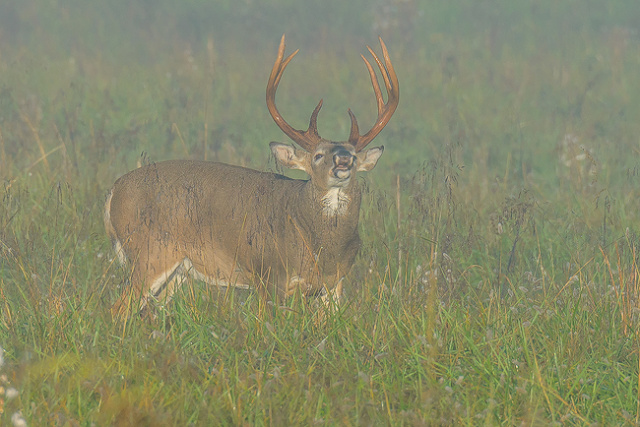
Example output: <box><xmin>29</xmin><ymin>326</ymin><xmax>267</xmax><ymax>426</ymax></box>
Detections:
<box><xmin>1</xmin><ymin>0</ymin><xmax>640</xmax><ymax>424</ymax></box>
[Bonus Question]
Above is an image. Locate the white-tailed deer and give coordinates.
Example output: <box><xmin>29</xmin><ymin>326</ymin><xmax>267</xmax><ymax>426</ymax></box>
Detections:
<box><xmin>105</xmin><ymin>35</ymin><xmax>399</xmax><ymax>318</ymax></box>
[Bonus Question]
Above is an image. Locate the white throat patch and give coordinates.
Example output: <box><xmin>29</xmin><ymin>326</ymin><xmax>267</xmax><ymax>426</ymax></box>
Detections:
<box><xmin>321</xmin><ymin>187</ymin><xmax>350</xmax><ymax>216</ymax></box>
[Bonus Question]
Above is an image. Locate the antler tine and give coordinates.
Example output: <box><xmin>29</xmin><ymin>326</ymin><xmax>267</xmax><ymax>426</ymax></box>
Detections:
<box><xmin>348</xmin><ymin>37</ymin><xmax>399</xmax><ymax>152</ymax></box>
<box><xmin>266</xmin><ymin>34</ymin><xmax>323</xmax><ymax>152</ymax></box>
<box><xmin>347</xmin><ymin>108</ymin><xmax>360</xmax><ymax>142</ymax></box>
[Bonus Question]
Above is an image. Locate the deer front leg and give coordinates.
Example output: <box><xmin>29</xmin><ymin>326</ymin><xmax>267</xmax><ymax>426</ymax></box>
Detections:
<box><xmin>320</xmin><ymin>277</ymin><xmax>343</xmax><ymax>308</ymax></box>
<box><xmin>311</xmin><ymin>277</ymin><xmax>344</xmax><ymax>326</ymax></box>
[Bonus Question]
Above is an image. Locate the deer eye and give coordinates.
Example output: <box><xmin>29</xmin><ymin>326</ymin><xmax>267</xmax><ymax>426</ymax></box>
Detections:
<box><xmin>314</xmin><ymin>153</ymin><xmax>324</xmax><ymax>162</ymax></box>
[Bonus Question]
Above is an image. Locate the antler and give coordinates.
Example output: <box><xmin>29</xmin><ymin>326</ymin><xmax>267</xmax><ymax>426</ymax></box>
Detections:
<box><xmin>266</xmin><ymin>34</ymin><xmax>323</xmax><ymax>152</ymax></box>
<box><xmin>348</xmin><ymin>37</ymin><xmax>399</xmax><ymax>152</ymax></box>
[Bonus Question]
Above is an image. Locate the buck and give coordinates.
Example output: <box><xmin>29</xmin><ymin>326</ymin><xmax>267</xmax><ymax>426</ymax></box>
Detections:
<box><xmin>104</xmin><ymin>35</ymin><xmax>399</xmax><ymax>318</ymax></box>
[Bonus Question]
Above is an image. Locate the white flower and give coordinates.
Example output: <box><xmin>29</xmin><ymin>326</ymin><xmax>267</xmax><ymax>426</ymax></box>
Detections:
<box><xmin>6</xmin><ymin>387</ymin><xmax>19</xmax><ymax>399</ymax></box>
<box><xmin>11</xmin><ymin>411</ymin><xmax>27</xmax><ymax>427</ymax></box>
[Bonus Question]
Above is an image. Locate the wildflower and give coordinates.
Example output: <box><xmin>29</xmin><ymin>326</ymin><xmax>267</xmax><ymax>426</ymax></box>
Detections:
<box><xmin>11</xmin><ymin>411</ymin><xmax>27</xmax><ymax>427</ymax></box>
<box><xmin>6</xmin><ymin>388</ymin><xmax>18</xmax><ymax>400</ymax></box>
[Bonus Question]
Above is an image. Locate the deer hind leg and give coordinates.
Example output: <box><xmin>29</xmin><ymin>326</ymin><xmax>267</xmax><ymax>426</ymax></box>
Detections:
<box><xmin>110</xmin><ymin>239</ymin><xmax>187</xmax><ymax>319</ymax></box>
<box><xmin>111</xmin><ymin>259</ymin><xmax>187</xmax><ymax>319</ymax></box>
<box><xmin>147</xmin><ymin>260</ymin><xmax>188</xmax><ymax>304</ymax></box>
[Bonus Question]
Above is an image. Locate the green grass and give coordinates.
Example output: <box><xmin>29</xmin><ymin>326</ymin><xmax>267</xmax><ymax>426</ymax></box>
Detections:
<box><xmin>1</xmin><ymin>0</ymin><xmax>640</xmax><ymax>424</ymax></box>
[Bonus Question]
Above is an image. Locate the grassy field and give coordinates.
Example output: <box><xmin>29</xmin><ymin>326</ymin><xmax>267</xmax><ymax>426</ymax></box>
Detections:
<box><xmin>1</xmin><ymin>0</ymin><xmax>640</xmax><ymax>425</ymax></box>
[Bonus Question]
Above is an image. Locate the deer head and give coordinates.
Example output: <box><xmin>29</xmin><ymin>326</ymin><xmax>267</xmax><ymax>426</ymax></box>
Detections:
<box><xmin>267</xmin><ymin>35</ymin><xmax>399</xmax><ymax>215</ymax></box>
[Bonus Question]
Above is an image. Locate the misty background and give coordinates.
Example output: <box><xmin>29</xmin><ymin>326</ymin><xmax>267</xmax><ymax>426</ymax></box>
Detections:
<box><xmin>0</xmin><ymin>0</ymin><xmax>639</xmax><ymax>189</ymax></box>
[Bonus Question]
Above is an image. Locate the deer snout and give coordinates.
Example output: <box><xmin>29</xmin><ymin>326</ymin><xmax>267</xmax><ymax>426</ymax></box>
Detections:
<box><xmin>332</xmin><ymin>150</ymin><xmax>355</xmax><ymax>180</ymax></box>
<box><xmin>333</xmin><ymin>150</ymin><xmax>355</xmax><ymax>169</ymax></box>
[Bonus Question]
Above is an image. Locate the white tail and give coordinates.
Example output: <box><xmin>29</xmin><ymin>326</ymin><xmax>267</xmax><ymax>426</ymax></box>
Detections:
<box><xmin>105</xmin><ymin>35</ymin><xmax>399</xmax><ymax>318</ymax></box>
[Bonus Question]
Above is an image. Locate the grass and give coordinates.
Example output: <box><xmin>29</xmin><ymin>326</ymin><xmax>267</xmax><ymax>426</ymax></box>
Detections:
<box><xmin>1</xmin><ymin>0</ymin><xmax>640</xmax><ymax>424</ymax></box>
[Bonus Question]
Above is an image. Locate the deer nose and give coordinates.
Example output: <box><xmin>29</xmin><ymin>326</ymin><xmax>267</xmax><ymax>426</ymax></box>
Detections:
<box><xmin>334</xmin><ymin>150</ymin><xmax>354</xmax><ymax>168</ymax></box>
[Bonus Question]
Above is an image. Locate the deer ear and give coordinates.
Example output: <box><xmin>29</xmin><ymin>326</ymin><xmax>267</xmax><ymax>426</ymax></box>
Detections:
<box><xmin>356</xmin><ymin>146</ymin><xmax>384</xmax><ymax>172</ymax></box>
<box><xmin>270</xmin><ymin>142</ymin><xmax>308</xmax><ymax>171</ymax></box>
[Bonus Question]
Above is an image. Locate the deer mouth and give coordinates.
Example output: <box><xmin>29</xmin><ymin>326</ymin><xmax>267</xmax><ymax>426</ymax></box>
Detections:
<box><xmin>332</xmin><ymin>165</ymin><xmax>352</xmax><ymax>180</ymax></box>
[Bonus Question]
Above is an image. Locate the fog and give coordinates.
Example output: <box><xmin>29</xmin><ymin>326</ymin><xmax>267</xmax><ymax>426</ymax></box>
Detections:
<box><xmin>0</xmin><ymin>0</ymin><xmax>638</xmax><ymax>172</ymax></box>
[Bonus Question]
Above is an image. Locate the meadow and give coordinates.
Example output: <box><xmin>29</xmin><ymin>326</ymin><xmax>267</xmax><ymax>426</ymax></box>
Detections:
<box><xmin>1</xmin><ymin>0</ymin><xmax>640</xmax><ymax>424</ymax></box>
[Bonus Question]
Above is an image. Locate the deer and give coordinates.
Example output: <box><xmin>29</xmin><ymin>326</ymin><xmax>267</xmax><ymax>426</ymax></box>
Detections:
<box><xmin>104</xmin><ymin>35</ymin><xmax>399</xmax><ymax>318</ymax></box>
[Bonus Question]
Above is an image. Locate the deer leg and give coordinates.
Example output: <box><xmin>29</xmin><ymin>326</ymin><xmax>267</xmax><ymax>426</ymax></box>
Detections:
<box><xmin>110</xmin><ymin>240</ymin><xmax>185</xmax><ymax>319</ymax></box>
<box><xmin>310</xmin><ymin>278</ymin><xmax>343</xmax><ymax>325</ymax></box>
<box><xmin>148</xmin><ymin>260</ymin><xmax>188</xmax><ymax>303</ymax></box>
<box><xmin>320</xmin><ymin>277</ymin><xmax>343</xmax><ymax>308</ymax></box>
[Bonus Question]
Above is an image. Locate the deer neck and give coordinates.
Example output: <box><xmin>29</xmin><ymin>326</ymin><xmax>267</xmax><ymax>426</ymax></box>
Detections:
<box><xmin>319</xmin><ymin>186</ymin><xmax>350</xmax><ymax>217</ymax></box>
<box><xmin>315</xmin><ymin>177</ymin><xmax>361</xmax><ymax>218</ymax></box>
<box><xmin>297</xmin><ymin>179</ymin><xmax>362</xmax><ymax>230</ymax></box>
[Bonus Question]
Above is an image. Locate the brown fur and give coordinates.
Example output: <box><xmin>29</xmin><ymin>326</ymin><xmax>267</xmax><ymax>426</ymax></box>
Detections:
<box><xmin>106</xmin><ymin>153</ymin><xmax>368</xmax><ymax>317</ymax></box>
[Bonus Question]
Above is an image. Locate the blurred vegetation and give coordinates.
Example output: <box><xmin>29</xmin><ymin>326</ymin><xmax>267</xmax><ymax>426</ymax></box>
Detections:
<box><xmin>1</xmin><ymin>0</ymin><xmax>640</xmax><ymax>424</ymax></box>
